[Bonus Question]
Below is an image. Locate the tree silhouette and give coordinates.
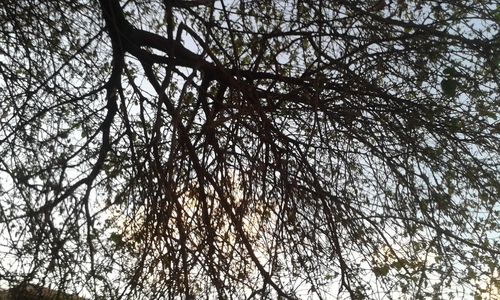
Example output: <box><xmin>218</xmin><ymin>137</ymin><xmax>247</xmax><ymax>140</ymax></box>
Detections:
<box><xmin>0</xmin><ymin>0</ymin><xmax>499</xmax><ymax>299</ymax></box>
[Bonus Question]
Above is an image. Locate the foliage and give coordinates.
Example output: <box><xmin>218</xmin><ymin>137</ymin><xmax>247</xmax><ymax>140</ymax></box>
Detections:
<box><xmin>0</xmin><ymin>284</ymin><xmax>85</xmax><ymax>300</ymax></box>
<box><xmin>0</xmin><ymin>0</ymin><xmax>499</xmax><ymax>299</ymax></box>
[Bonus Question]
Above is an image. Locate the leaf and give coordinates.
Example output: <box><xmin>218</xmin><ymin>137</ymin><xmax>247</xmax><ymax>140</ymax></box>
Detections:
<box><xmin>109</xmin><ymin>232</ymin><xmax>125</xmax><ymax>249</ymax></box>
<box><xmin>373</xmin><ymin>265</ymin><xmax>390</xmax><ymax>277</ymax></box>
<box><xmin>441</xmin><ymin>78</ymin><xmax>458</xmax><ymax>97</ymax></box>
<box><xmin>495</xmin><ymin>5</ymin><xmax>500</xmax><ymax>23</ymax></box>
<box><xmin>443</xmin><ymin>67</ymin><xmax>458</xmax><ymax>77</ymax></box>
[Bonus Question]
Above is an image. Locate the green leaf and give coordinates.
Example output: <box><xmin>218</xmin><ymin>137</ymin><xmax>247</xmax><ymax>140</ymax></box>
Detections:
<box><xmin>443</xmin><ymin>67</ymin><xmax>458</xmax><ymax>77</ymax></box>
<box><xmin>109</xmin><ymin>232</ymin><xmax>125</xmax><ymax>249</ymax></box>
<box><xmin>373</xmin><ymin>265</ymin><xmax>390</xmax><ymax>277</ymax></box>
<box><xmin>441</xmin><ymin>78</ymin><xmax>458</xmax><ymax>97</ymax></box>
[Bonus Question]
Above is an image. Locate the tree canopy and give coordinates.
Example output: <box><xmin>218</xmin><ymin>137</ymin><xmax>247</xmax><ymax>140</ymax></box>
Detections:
<box><xmin>0</xmin><ymin>0</ymin><xmax>499</xmax><ymax>299</ymax></box>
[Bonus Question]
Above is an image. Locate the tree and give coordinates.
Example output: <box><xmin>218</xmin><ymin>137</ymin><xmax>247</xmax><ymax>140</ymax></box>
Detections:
<box><xmin>0</xmin><ymin>0</ymin><xmax>498</xmax><ymax>299</ymax></box>
<box><xmin>0</xmin><ymin>283</ymin><xmax>86</xmax><ymax>300</ymax></box>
